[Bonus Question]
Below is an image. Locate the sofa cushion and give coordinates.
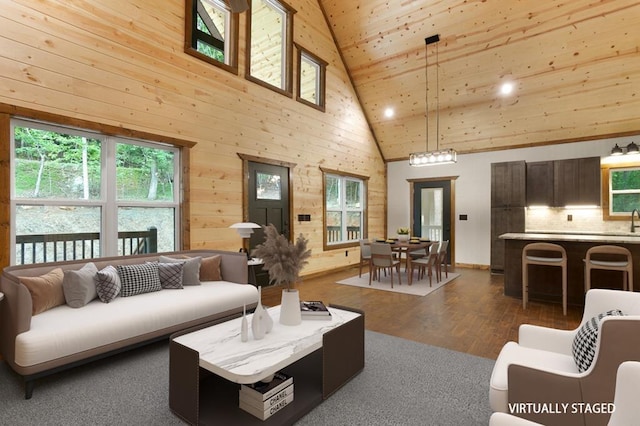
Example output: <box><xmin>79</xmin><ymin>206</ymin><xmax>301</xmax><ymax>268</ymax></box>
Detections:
<box><xmin>199</xmin><ymin>255</ymin><xmax>222</xmax><ymax>281</ymax></box>
<box><xmin>117</xmin><ymin>263</ymin><xmax>162</xmax><ymax>297</ymax></box>
<box><xmin>160</xmin><ymin>255</ymin><xmax>201</xmax><ymax>285</ymax></box>
<box><xmin>19</xmin><ymin>268</ymin><xmax>66</xmax><ymax>315</ymax></box>
<box><xmin>14</xmin><ymin>281</ymin><xmax>259</xmax><ymax>368</ymax></box>
<box><xmin>62</xmin><ymin>262</ymin><xmax>98</xmax><ymax>308</ymax></box>
<box><xmin>151</xmin><ymin>261</ymin><xmax>185</xmax><ymax>289</ymax></box>
<box><xmin>572</xmin><ymin>309</ymin><xmax>624</xmax><ymax>372</ymax></box>
<box><xmin>95</xmin><ymin>265</ymin><xmax>121</xmax><ymax>303</ymax></box>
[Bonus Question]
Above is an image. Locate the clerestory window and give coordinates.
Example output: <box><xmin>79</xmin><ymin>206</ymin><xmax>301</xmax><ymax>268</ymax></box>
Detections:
<box><xmin>11</xmin><ymin>119</ymin><xmax>181</xmax><ymax>265</ymax></box>
<box><xmin>185</xmin><ymin>0</ymin><xmax>239</xmax><ymax>74</ymax></box>
<box><xmin>247</xmin><ymin>0</ymin><xmax>295</xmax><ymax>96</ymax></box>
<box><xmin>295</xmin><ymin>44</ymin><xmax>327</xmax><ymax>112</ymax></box>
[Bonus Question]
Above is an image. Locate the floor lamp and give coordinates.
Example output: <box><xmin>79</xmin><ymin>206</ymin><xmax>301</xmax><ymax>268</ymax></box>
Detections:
<box><xmin>229</xmin><ymin>222</ymin><xmax>261</xmax><ymax>258</ymax></box>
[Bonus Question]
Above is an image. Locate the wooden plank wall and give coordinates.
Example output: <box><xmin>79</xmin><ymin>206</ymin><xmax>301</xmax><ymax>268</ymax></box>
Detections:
<box><xmin>0</xmin><ymin>0</ymin><xmax>386</xmax><ymax>275</ymax></box>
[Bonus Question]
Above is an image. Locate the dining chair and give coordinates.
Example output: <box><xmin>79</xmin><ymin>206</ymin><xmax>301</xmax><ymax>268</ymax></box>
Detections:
<box><xmin>436</xmin><ymin>240</ymin><xmax>449</xmax><ymax>281</ymax></box>
<box><xmin>358</xmin><ymin>239</ymin><xmax>371</xmax><ymax>277</ymax></box>
<box><xmin>369</xmin><ymin>243</ymin><xmax>402</xmax><ymax>288</ymax></box>
<box><xmin>408</xmin><ymin>242</ymin><xmax>439</xmax><ymax>286</ymax></box>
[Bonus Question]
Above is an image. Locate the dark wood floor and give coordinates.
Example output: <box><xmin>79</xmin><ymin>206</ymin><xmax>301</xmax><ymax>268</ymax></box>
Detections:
<box><xmin>261</xmin><ymin>265</ymin><xmax>583</xmax><ymax>360</ymax></box>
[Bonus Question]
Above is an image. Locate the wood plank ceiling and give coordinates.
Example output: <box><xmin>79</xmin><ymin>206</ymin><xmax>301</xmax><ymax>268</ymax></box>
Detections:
<box><xmin>318</xmin><ymin>0</ymin><xmax>640</xmax><ymax>161</ymax></box>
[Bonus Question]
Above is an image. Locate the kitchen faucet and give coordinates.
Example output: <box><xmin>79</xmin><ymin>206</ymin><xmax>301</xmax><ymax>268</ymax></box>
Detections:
<box><xmin>632</xmin><ymin>209</ymin><xmax>640</xmax><ymax>232</ymax></box>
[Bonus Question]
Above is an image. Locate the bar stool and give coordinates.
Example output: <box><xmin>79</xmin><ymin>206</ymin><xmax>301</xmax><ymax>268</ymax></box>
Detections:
<box><xmin>522</xmin><ymin>242</ymin><xmax>567</xmax><ymax>315</ymax></box>
<box><xmin>584</xmin><ymin>245</ymin><xmax>633</xmax><ymax>292</ymax></box>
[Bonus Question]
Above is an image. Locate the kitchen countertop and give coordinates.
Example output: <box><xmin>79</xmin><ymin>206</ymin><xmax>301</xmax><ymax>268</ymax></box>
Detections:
<box><xmin>500</xmin><ymin>232</ymin><xmax>640</xmax><ymax>244</ymax></box>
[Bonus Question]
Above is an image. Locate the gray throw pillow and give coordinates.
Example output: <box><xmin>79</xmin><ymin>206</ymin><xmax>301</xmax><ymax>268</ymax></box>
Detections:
<box><xmin>62</xmin><ymin>262</ymin><xmax>98</xmax><ymax>308</ymax></box>
<box><xmin>95</xmin><ymin>265</ymin><xmax>121</xmax><ymax>303</ymax></box>
<box><xmin>117</xmin><ymin>263</ymin><xmax>162</xmax><ymax>297</ymax></box>
<box><xmin>159</xmin><ymin>256</ymin><xmax>201</xmax><ymax>285</ymax></box>
<box><xmin>147</xmin><ymin>261</ymin><xmax>185</xmax><ymax>289</ymax></box>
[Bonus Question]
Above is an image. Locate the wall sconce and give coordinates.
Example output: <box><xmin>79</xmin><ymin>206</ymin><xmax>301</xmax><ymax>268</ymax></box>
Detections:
<box><xmin>229</xmin><ymin>222</ymin><xmax>261</xmax><ymax>257</ymax></box>
<box><xmin>611</xmin><ymin>142</ymin><xmax>639</xmax><ymax>156</ymax></box>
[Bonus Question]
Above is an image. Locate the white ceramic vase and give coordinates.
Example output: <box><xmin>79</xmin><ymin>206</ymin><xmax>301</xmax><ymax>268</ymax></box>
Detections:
<box><xmin>398</xmin><ymin>234</ymin><xmax>409</xmax><ymax>242</ymax></box>
<box><xmin>240</xmin><ymin>303</ymin><xmax>248</xmax><ymax>342</ymax></box>
<box><xmin>251</xmin><ymin>289</ymin><xmax>266</xmax><ymax>340</ymax></box>
<box><xmin>260</xmin><ymin>287</ymin><xmax>274</xmax><ymax>333</ymax></box>
<box><xmin>279</xmin><ymin>288</ymin><xmax>302</xmax><ymax>326</ymax></box>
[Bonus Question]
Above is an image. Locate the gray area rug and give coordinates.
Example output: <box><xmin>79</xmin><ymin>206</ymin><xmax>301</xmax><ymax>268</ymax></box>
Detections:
<box><xmin>0</xmin><ymin>331</ymin><xmax>493</xmax><ymax>425</ymax></box>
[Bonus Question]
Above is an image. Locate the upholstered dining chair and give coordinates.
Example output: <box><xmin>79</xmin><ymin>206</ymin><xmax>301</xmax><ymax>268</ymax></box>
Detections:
<box><xmin>408</xmin><ymin>242</ymin><xmax>439</xmax><ymax>286</ymax></box>
<box><xmin>369</xmin><ymin>242</ymin><xmax>402</xmax><ymax>288</ymax></box>
<box><xmin>358</xmin><ymin>239</ymin><xmax>371</xmax><ymax>277</ymax></box>
<box><xmin>436</xmin><ymin>240</ymin><xmax>449</xmax><ymax>281</ymax></box>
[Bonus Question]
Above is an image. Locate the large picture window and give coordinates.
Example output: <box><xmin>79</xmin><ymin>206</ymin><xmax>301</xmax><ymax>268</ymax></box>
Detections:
<box><xmin>323</xmin><ymin>170</ymin><xmax>367</xmax><ymax>249</ymax></box>
<box><xmin>185</xmin><ymin>0</ymin><xmax>239</xmax><ymax>74</ymax></box>
<box><xmin>247</xmin><ymin>0</ymin><xmax>295</xmax><ymax>95</ymax></box>
<box><xmin>11</xmin><ymin>119</ymin><xmax>180</xmax><ymax>265</ymax></box>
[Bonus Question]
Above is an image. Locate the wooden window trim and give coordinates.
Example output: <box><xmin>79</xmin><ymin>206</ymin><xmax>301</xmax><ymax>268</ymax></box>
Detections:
<box><xmin>294</xmin><ymin>43</ymin><xmax>327</xmax><ymax>112</ymax></box>
<box><xmin>245</xmin><ymin>0</ymin><xmax>296</xmax><ymax>97</ymax></box>
<box><xmin>320</xmin><ymin>167</ymin><xmax>369</xmax><ymax>251</ymax></box>
<box><xmin>601</xmin><ymin>161</ymin><xmax>640</xmax><ymax>221</ymax></box>
<box><xmin>184</xmin><ymin>0</ymin><xmax>240</xmax><ymax>75</ymax></box>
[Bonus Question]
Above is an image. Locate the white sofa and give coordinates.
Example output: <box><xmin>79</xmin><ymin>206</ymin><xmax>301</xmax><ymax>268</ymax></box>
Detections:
<box><xmin>0</xmin><ymin>250</ymin><xmax>259</xmax><ymax>398</ymax></box>
<box><xmin>489</xmin><ymin>289</ymin><xmax>640</xmax><ymax>426</ymax></box>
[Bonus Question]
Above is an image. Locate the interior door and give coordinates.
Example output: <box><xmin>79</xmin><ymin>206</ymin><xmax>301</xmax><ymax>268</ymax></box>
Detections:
<box><xmin>247</xmin><ymin>161</ymin><xmax>290</xmax><ymax>251</ymax></box>
<box><xmin>412</xmin><ymin>180</ymin><xmax>452</xmax><ymax>263</ymax></box>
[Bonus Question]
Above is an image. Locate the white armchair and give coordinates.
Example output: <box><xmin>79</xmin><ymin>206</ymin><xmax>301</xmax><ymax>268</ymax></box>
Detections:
<box><xmin>490</xmin><ymin>289</ymin><xmax>640</xmax><ymax>426</ymax></box>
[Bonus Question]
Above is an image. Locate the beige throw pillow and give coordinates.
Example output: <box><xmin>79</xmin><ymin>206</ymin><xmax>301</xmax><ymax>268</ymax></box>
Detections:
<box><xmin>19</xmin><ymin>268</ymin><xmax>66</xmax><ymax>315</ymax></box>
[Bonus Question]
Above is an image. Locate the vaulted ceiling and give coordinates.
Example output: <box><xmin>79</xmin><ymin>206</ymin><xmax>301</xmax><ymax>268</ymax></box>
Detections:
<box><xmin>318</xmin><ymin>0</ymin><xmax>640</xmax><ymax>161</ymax></box>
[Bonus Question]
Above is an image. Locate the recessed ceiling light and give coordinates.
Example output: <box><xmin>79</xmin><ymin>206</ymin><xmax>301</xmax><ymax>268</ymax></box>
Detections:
<box><xmin>384</xmin><ymin>107</ymin><xmax>395</xmax><ymax>118</ymax></box>
<box><xmin>500</xmin><ymin>82</ymin><xmax>515</xmax><ymax>96</ymax></box>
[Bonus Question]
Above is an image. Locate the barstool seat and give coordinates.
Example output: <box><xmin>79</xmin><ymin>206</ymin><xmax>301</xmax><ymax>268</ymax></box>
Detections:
<box><xmin>584</xmin><ymin>245</ymin><xmax>633</xmax><ymax>292</ymax></box>
<box><xmin>522</xmin><ymin>242</ymin><xmax>568</xmax><ymax>315</ymax></box>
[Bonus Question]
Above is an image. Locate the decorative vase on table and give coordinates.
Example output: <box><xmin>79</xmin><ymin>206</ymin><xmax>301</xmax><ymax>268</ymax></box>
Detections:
<box><xmin>397</xmin><ymin>234</ymin><xmax>409</xmax><ymax>242</ymax></box>
<box><xmin>279</xmin><ymin>288</ymin><xmax>302</xmax><ymax>326</ymax></box>
<box><xmin>259</xmin><ymin>286</ymin><xmax>274</xmax><ymax>333</ymax></box>
<box><xmin>251</xmin><ymin>287</ymin><xmax>267</xmax><ymax>340</ymax></box>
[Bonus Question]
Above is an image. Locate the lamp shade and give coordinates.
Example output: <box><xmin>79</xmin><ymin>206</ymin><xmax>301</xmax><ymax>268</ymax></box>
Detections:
<box><xmin>626</xmin><ymin>142</ymin><xmax>639</xmax><ymax>155</ymax></box>
<box><xmin>230</xmin><ymin>222</ymin><xmax>261</xmax><ymax>238</ymax></box>
<box><xmin>611</xmin><ymin>144</ymin><xmax>624</xmax><ymax>156</ymax></box>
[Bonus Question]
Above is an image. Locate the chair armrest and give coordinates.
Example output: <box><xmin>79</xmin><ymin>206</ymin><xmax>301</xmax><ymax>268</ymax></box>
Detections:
<box><xmin>518</xmin><ymin>324</ymin><xmax>577</xmax><ymax>356</ymax></box>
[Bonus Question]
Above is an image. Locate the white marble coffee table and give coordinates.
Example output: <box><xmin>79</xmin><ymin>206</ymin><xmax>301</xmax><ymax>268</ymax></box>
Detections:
<box><xmin>169</xmin><ymin>304</ymin><xmax>364</xmax><ymax>425</ymax></box>
<box><xmin>172</xmin><ymin>305</ymin><xmax>360</xmax><ymax>384</ymax></box>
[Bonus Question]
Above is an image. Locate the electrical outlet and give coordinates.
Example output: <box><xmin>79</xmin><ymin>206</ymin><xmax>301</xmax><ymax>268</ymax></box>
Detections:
<box><xmin>567</xmin><ymin>214</ymin><xmax>573</xmax><ymax>221</ymax></box>
<box><xmin>345</xmin><ymin>250</ymin><xmax>348</xmax><ymax>257</ymax></box>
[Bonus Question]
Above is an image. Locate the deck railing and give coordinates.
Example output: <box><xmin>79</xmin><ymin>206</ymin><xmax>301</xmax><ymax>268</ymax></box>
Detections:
<box><xmin>15</xmin><ymin>226</ymin><xmax>158</xmax><ymax>265</ymax></box>
<box><xmin>327</xmin><ymin>226</ymin><xmax>361</xmax><ymax>243</ymax></box>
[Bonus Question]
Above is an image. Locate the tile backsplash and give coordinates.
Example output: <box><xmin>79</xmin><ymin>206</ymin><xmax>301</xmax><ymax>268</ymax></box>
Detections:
<box><xmin>525</xmin><ymin>207</ymin><xmax>634</xmax><ymax>234</ymax></box>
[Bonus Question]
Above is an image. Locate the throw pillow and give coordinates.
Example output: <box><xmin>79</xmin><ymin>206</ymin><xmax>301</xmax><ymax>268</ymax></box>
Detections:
<box><xmin>95</xmin><ymin>265</ymin><xmax>122</xmax><ymax>303</ymax></box>
<box><xmin>186</xmin><ymin>254</ymin><xmax>221</xmax><ymax>281</ymax></box>
<box><xmin>147</xmin><ymin>261</ymin><xmax>184</xmax><ymax>289</ymax></box>
<box><xmin>62</xmin><ymin>262</ymin><xmax>98</xmax><ymax>308</ymax></box>
<box><xmin>19</xmin><ymin>268</ymin><xmax>65</xmax><ymax>315</ymax></box>
<box><xmin>572</xmin><ymin>309</ymin><xmax>624</xmax><ymax>372</ymax></box>
<box><xmin>117</xmin><ymin>263</ymin><xmax>162</xmax><ymax>297</ymax></box>
<box><xmin>159</xmin><ymin>256</ymin><xmax>201</xmax><ymax>285</ymax></box>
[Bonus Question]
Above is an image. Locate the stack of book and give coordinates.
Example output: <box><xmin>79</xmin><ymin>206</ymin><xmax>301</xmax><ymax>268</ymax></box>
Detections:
<box><xmin>300</xmin><ymin>301</ymin><xmax>332</xmax><ymax>320</ymax></box>
<box><xmin>239</xmin><ymin>372</ymin><xmax>294</xmax><ymax>420</ymax></box>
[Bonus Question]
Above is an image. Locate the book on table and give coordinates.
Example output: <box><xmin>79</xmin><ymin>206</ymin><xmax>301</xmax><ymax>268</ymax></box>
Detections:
<box><xmin>239</xmin><ymin>372</ymin><xmax>293</xmax><ymax>401</ymax></box>
<box><xmin>239</xmin><ymin>372</ymin><xmax>294</xmax><ymax>420</ymax></box>
<box><xmin>300</xmin><ymin>301</ymin><xmax>331</xmax><ymax>319</ymax></box>
<box><xmin>239</xmin><ymin>384</ymin><xmax>294</xmax><ymax>420</ymax></box>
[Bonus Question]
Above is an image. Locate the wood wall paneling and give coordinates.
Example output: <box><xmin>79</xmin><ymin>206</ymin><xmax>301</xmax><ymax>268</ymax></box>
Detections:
<box><xmin>0</xmin><ymin>0</ymin><xmax>386</xmax><ymax>275</ymax></box>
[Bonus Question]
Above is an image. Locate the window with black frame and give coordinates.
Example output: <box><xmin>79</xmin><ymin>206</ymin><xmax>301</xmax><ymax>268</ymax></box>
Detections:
<box><xmin>185</xmin><ymin>0</ymin><xmax>239</xmax><ymax>73</ymax></box>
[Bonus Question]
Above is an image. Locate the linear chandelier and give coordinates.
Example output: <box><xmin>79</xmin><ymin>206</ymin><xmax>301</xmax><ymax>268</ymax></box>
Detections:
<box><xmin>409</xmin><ymin>34</ymin><xmax>457</xmax><ymax>166</ymax></box>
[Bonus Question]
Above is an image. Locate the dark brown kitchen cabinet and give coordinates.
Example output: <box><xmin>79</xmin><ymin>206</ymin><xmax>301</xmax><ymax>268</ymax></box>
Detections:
<box><xmin>491</xmin><ymin>207</ymin><xmax>525</xmax><ymax>272</ymax></box>
<box><xmin>491</xmin><ymin>161</ymin><xmax>526</xmax><ymax>273</ymax></box>
<box><xmin>553</xmin><ymin>157</ymin><xmax>601</xmax><ymax>206</ymax></box>
<box><xmin>491</xmin><ymin>161</ymin><xmax>526</xmax><ymax>207</ymax></box>
<box><xmin>526</xmin><ymin>161</ymin><xmax>554</xmax><ymax>206</ymax></box>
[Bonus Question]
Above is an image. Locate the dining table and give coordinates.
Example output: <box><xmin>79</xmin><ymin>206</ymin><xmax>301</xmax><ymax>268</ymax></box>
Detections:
<box><xmin>384</xmin><ymin>240</ymin><xmax>434</xmax><ymax>282</ymax></box>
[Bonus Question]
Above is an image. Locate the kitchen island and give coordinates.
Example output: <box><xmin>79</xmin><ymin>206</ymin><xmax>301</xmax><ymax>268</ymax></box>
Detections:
<box><xmin>500</xmin><ymin>232</ymin><xmax>640</xmax><ymax>306</ymax></box>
